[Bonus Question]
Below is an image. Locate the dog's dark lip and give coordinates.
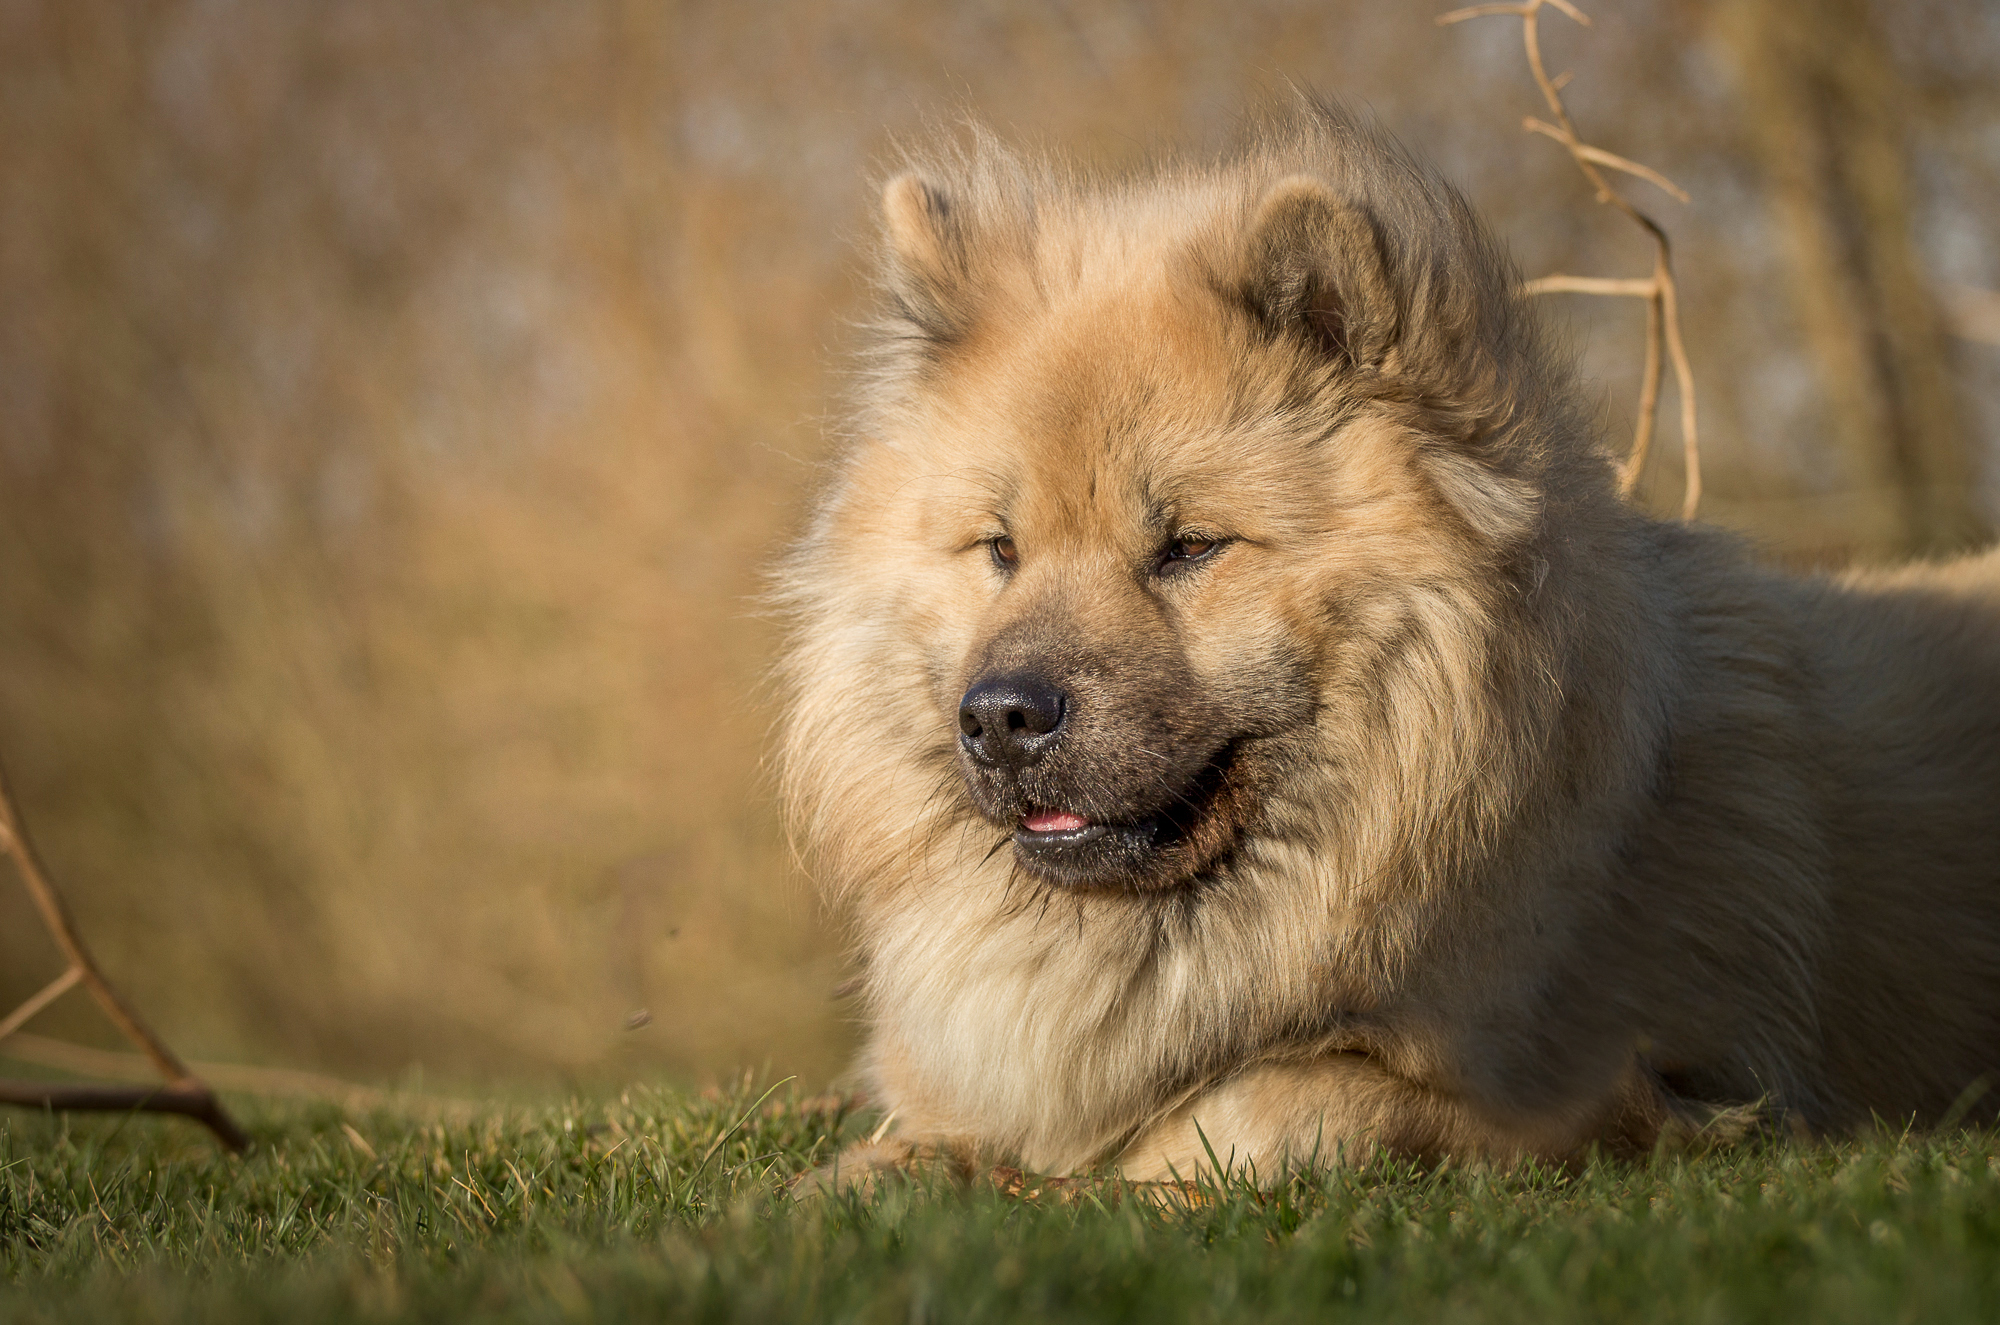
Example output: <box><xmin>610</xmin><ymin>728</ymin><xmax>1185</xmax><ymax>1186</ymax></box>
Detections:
<box><xmin>1008</xmin><ymin>820</ymin><xmax>1120</xmax><ymax>852</ymax></box>
<box><xmin>1012</xmin><ymin>816</ymin><xmax>1161</xmax><ymax>878</ymax></box>
<box><xmin>1013</xmin><ymin>816</ymin><xmax>1111</xmax><ymax>848</ymax></box>
<box><xmin>1002</xmin><ymin>739</ymin><xmax>1250</xmax><ymax>890</ymax></box>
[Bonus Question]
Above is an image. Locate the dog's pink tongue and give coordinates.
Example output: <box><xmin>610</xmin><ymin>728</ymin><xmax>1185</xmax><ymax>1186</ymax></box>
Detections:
<box><xmin>1024</xmin><ymin>809</ymin><xmax>1089</xmax><ymax>833</ymax></box>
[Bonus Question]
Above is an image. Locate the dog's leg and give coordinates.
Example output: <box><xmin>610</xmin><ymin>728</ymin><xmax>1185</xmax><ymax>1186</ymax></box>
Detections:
<box><xmin>787</xmin><ymin>1134</ymin><xmax>990</xmax><ymax>1198</ymax></box>
<box><xmin>1115</xmin><ymin>1053</ymin><xmax>1671</xmax><ymax>1182</ymax></box>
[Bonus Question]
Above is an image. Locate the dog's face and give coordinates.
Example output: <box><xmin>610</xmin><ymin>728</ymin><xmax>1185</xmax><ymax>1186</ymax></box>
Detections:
<box><xmin>821</xmin><ymin>171</ymin><xmax>1533</xmax><ymax>893</ymax></box>
<box><xmin>928</xmin><ymin>300</ymin><xmax>1331</xmax><ymax>891</ymax></box>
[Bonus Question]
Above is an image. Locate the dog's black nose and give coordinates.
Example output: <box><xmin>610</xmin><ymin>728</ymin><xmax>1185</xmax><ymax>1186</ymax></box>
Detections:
<box><xmin>958</xmin><ymin>674</ymin><xmax>1067</xmax><ymax>769</ymax></box>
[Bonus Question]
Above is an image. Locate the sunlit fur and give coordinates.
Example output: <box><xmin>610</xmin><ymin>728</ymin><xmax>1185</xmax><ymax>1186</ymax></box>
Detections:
<box><xmin>777</xmin><ymin>104</ymin><xmax>2000</xmax><ymax>1183</ymax></box>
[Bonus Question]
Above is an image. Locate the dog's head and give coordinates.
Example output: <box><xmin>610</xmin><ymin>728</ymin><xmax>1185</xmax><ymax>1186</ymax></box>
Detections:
<box><xmin>784</xmin><ymin>110</ymin><xmax>1601</xmax><ymax>900</ymax></box>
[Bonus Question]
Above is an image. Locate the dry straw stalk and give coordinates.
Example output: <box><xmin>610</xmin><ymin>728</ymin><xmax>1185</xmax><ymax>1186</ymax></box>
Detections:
<box><xmin>0</xmin><ymin>760</ymin><xmax>249</xmax><ymax>1151</ymax></box>
<box><xmin>1438</xmin><ymin>0</ymin><xmax>1702</xmax><ymax>518</ymax></box>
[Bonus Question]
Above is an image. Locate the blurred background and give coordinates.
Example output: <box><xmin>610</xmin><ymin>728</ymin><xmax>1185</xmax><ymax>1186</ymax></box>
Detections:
<box><xmin>0</xmin><ymin>0</ymin><xmax>1996</xmax><ymax>1093</ymax></box>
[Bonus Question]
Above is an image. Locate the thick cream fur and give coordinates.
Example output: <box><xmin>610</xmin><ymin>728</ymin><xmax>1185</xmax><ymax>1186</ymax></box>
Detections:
<box><xmin>777</xmin><ymin>108</ymin><xmax>2000</xmax><ymax>1181</ymax></box>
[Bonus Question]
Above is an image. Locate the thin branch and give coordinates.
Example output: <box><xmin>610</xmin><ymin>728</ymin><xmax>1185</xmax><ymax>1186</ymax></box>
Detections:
<box><xmin>0</xmin><ymin>767</ymin><xmax>184</xmax><ymax>1082</ymax></box>
<box><xmin>1436</xmin><ymin>2</ymin><xmax>1539</xmax><ymax>21</ymax></box>
<box><xmin>1440</xmin><ymin>0</ymin><xmax>1701</xmax><ymax>517</ymax></box>
<box><xmin>1522</xmin><ymin>119</ymin><xmax>1690</xmax><ymax>201</ymax></box>
<box><xmin>0</xmin><ymin>759</ymin><xmax>248</xmax><ymax>1151</ymax></box>
<box><xmin>1660</xmin><ymin>256</ymin><xmax>1701</xmax><ymax>519</ymax></box>
<box><xmin>1625</xmin><ymin>288</ymin><xmax>1665</xmax><ymax>494</ymax></box>
<box><xmin>0</xmin><ymin>1079</ymin><xmax>249</xmax><ymax>1148</ymax></box>
<box><xmin>1436</xmin><ymin>0</ymin><xmax>1589</xmax><ymax>26</ymax></box>
<box><xmin>0</xmin><ymin>1030</ymin><xmax>477</xmax><ymax>1118</ymax></box>
<box><xmin>0</xmin><ymin>966</ymin><xmax>81</xmax><ymax>1044</ymax></box>
<box><xmin>1522</xmin><ymin>275</ymin><xmax>1657</xmax><ymax>298</ymax></box>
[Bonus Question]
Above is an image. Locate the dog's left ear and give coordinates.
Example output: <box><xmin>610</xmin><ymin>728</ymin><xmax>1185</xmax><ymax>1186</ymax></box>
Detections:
<box><xmin>1238</xmin><ymin>175</ymin><xmax>1399</xmax><ymax>369</ymax></box>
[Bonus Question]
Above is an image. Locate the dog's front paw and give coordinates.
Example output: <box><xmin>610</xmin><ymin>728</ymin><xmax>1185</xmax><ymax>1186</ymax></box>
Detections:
<box><xmin>786</xmin><ymin>1137</ymin><xmax>986</xmax><ymax>1199</ymax></box>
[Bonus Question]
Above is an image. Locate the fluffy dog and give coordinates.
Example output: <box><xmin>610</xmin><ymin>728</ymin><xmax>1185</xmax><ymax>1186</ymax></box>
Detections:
<box><xmin>777</xmin><ymin>105</ymin><xmax>2000</xmax><ymax>1182</ymax></box>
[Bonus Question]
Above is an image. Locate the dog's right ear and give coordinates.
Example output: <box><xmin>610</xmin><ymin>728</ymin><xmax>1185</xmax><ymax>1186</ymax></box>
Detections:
<box><xmin>881</xmin><ymin>172</ymin><xmax>973</xmax><ymax>344</ymax></box>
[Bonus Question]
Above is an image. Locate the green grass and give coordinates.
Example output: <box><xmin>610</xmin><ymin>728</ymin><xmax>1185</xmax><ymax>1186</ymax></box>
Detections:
<box><xmin>4</xmin><ymin>1080</ymin><xmax>2000</xmax><ymax>1323</ymax></box>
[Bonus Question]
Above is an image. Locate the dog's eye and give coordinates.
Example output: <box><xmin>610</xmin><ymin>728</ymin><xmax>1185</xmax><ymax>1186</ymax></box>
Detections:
<box><xmin>990</xmin><ymin>536</ymin><xmax>1018</xmax><ymax>569</ymax></box>
<box><xmin>1160</xmin><ymin>534</ymin><xmax>1222</xmax><ymax>571</ymax></box>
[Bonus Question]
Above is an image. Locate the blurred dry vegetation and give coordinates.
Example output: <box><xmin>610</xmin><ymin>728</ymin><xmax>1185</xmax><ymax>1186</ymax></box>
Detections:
<box><xmin>1</xmin><ymin>0</ymin><xmax>1997</xmax><ymax>1092</ymax></box>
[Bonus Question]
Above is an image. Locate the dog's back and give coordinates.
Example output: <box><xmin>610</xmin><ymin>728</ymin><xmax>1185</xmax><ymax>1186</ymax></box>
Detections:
<box><xmin>1805</xmin><ymin>552</ymin><xmax>2000</xmax><ymax>1122</ymax></box>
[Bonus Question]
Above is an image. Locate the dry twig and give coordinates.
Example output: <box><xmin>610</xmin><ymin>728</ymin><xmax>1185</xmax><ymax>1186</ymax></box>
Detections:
<box><xmin>0</xmin><ymin>760</ymin><xmax>249</xmax><ymax>1151</ymax></box>
<box><xmin>1438</xmin><ymin>0</ymin><xmax>1701</xmax><ymax>518</ymax></box>
<box><xmin>0</xmin><ymin>1030</ymin><xmax>478</xmax><ymax>1119</ymax></box>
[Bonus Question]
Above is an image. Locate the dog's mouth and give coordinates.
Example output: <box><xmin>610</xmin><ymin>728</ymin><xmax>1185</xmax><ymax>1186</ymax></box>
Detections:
<box><xmin>1020</xmin><ymin>808</ymin><xmax>1101</xmax><ymax>838</ymax></box>
<box><xmin>1008</xmin><ymin>742</ymin><xmax>1252</xmax><ymax>891</ymax></box>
